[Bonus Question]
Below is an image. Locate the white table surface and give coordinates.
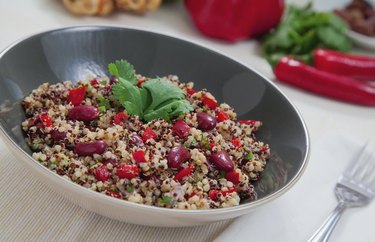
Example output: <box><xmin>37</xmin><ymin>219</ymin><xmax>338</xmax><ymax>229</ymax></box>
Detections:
<box><xmin>0</xmin><ymin>0</ymin><xmax>374</xmax><ymax>241</ymax></box>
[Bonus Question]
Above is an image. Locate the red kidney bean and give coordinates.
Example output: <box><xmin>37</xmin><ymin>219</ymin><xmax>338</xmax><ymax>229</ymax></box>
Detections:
<box><xmin>172</xmin><ymin>120</ymin><xmax>190</xmax><ymax>138</ymax></box>
<box><xmin>68</xmin><ymin>105</ymin><xmax>99</xmax><ymax>121</ymax></box>
<box><xmin>74</xmin><ymin>140</ymin><xmax>106</xmax><ymax>156</ymax></box>
<box><xmin>50</xmin><ymin>129</ymin><xmax>66</xmax><ymax>141</ymax></box>
<box><xmin>167</xmin><ymin>146</ymin><xmax>191</xmax><ymax>169</ymax></box>
<box><xmin>210</xmin><ymin>151</ymin><xmax>234</xmax><ymax>171</ymax></box>
<box><xmin>197</xmin><ymin>112</ymin><xmax>217</xmax><ymax>131</ymax></box>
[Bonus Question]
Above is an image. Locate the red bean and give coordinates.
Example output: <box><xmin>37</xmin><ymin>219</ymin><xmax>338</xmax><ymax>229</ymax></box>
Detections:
<box><xmin>197</xmin><ymin>112</ymin><xmax>217</xmax><ymax>131</ymax></box>
<box><xmin>172</xmin><ymin>120</ymin><xmax>190</xmax><ymax>138</ymax></box>
<box><xmin>74</xmin><ymin>140</ymin><xmax>106</xmax><ymax>156</ymax></box>
<box><xmin>210</xmin><ymin>151</ymin><xmax>234</xmax><ymax>171</ymax></box>
<box><xmin>68</xmin><ymin>105</ymin><xmax>99</xmax><ymax>121</ymax></box>
<box><xmin>50</xmin><ymin>129</ymin><xmax>66</xmax><ymax>141</ymax></box>
<box><xmin>167</xmin><ymin>146</ymin><xmax>191</xmax><ymax>169</ymax></box>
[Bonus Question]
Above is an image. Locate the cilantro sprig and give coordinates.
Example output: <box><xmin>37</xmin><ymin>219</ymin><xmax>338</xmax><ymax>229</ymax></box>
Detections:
<box><xmin>110</xmin><ymin>59</ymin><xmax>192</xmax><ymax>122</ymax></box>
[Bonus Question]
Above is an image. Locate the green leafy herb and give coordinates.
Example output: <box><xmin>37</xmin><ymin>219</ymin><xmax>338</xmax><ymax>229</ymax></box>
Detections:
<box><xmin>261</xmin><ymin>3</ymin><xmax>351</xmax><ymax>67</ymax></box>
<box><xmin>100</xmin><ymin>80</ymin><xmax>107</xmax><ymax>86</ymax></box>
<box><xmin>108</xmin><ymin>59</ymin><xmax>137</xmax><ymax>85</ymax></box>
<box><xmin>244</xmin><ymin>152</ymin><xmax>254</xmax><ymax>161</ymax></box>
<box><xmin>97</xmin><ymin>95</ymin><xmax>110</xmax><ymax>112</ymax></box>
<box><xmin>159</xmin><ymin>195</ymin><xmax>175</xmax><ymax>206</ymax></box>
<box><xmin>200</xmin><ymin>134</ymin><xmax>210</xmax><ymax>150</ymax></box>
<box><xmin>110</xmin><ymin>60</ymin><xmax>193</xmax><ymax>122</ymax></box>
<box><xmin>219</xmin><ymin>171</ymin><xmax>226</xmax><ymax>179</ymax></box>
<box><xmin>127</xmin><ymin>185</ymin><xmax>134</xmax><ymax>193</ymax></box>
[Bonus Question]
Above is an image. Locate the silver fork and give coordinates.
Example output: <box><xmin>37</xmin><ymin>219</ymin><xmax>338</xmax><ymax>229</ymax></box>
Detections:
<box><xmin>308</xmin><ymin>142</ymin><xmax>375</xmax><ymax>242</ymax></box>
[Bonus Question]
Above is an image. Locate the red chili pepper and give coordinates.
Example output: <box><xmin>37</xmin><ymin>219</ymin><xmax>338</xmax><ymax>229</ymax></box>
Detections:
<box><xmin>68</xmin><ymin>86</ymin><xmax>86</xmax><ymax>106</ymax></box>
<box><xmin>231</xmin><ymin>138</ymin><xmax>242</xmax><ymax>148</ymax></box>
<box><xmin>106</xmin><ymin>191</ymin><xmax>121</xmax><ymax>199</ymax></box>
<box><xmin>238</xmin><ymin>120</ymin><xmax>257</xmax><ymax>125</ymax></box>
<box><xmin>314</xmin><ymin>49</ymin><xmax>375</xmax><ymax>81</ymax></box>
<box><xmin>95</xmin><ymin>164</ymin><xmax>111</xmax><ymax>182</ymax></box>
<box><xmin>226</xmin><ymin>171</ymin><xmax>240</xmax><ymax>185</ymax></box>
<box><xmin>174</xmin><ymin>165</ymin><xmax>194</xmax><ymax>182</ymax></box>
<box><xmin>186</xmin><ymin>88</ymin><xmax>197</xmax><ymax>96</ymax></box>
<box><xmin>184</xmin><ymin>0</ymin><xmax>284</xmax><ymax>42</ymax></box>
<box><xmin>142</xmin><ymin>128</ymin><xmax>158</xmax><ymax>142</ymax></box>
<box><xmin>39</xmin><ymin>114</ymin><xmax>53</xmax><ymax>127</ymax></box>
<box><xmin>132</xmin><ymin>150</ymin><xmax>147</xmax><ymax>163</ymax></box>
<box><xmin>113</xmin><ymin>112</ymin><xmax>128</xmax><ymax>125</ymax></box>
<box><xmin>215</xmin><ymin>109</ymin><xmax>229</xmax><ymax>122</ymax></box>
<box><xmin>202</xmin><ymin>96</ymin><xmax>218</xmax><ymax>110</ymax></box>
<box><xmin>274</xmin><ymin>57</ymin><xmax>375</xmax><ymax>106</ymax></box>
<box><xmin>116</xmin><ymin>164</ymin><xmax>139</xmax><ymax>179</ymax></box>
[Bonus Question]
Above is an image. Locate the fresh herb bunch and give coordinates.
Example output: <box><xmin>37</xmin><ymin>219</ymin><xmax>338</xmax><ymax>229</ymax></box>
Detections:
<box><xmin>261</xmin><ymin>3</ymin><xmax>352</xmax><ymax>67</ymax></box>
<box><xmin>110</xmin><ymin>60</ymin><xmax>193</xmax><ymax>122</ymax></box>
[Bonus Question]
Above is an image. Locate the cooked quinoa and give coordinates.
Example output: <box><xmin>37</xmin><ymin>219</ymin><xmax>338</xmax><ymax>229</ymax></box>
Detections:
<box><xmin>21</xmin><ymin>74</ymin><xmax>270</xmax><ymax>209</ymax></box>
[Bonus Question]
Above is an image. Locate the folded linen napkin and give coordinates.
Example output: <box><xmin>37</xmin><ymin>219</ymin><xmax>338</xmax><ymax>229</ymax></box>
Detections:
<box><xmin>215</xmin><ymin>132</ymin><xmax>375</xmax><ymax>242</ymax></box>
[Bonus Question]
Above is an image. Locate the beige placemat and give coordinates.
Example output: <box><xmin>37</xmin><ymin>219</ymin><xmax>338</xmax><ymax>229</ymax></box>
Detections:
<box><xmin>0</xmin><ymin>138</ymin><xmax>232</xmax><ymax>242</ymax></box>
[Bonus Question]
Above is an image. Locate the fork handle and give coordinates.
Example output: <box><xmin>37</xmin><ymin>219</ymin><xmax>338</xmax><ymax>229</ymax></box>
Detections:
<box><xmin>308</xmin><ymin>201</ymin><xmax>347</xmax><ymax>242</ymax></box>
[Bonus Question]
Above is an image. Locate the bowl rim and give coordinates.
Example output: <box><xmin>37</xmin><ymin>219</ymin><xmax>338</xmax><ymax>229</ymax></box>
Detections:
<box><xmin>0</xmin><ymin>25</ymin><xmax>310</xmax><ymax>215</ymax></box>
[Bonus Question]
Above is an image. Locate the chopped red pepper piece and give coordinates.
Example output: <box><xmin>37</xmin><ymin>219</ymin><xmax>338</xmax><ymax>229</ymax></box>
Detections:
<box><xmin>174</xmin><ymin>165</ymin><xmax>194</xmax><ymax>182</ymax></box>
<box><xmin>186</xmin><ymin>88</ymin><xmax>197</xmax><ymax>96</ymax></box>
<box><xmin>137</xmin><ymin>79</ymin><xmax>145</xmax><ymax>87</ymax></box>
<box><xmin>209</xmin><ymin>187</ymin><xmax>236</xmax><ymax>200</ymax></box>
<box><xmin>209</xmin><ymin>142</ymin><xmax>216</xmax><ymax>150</ymax></box>
<box><xmin>116</xmin><ymin>164</ymin><xmax>139</xmax><ymax>179</ymax></box>
<box><xmin>132</xmin><ymin>150</ymin><xmax>147</xmax><ymax>163</ymax></box>
<box><xmin>216</xmin><ymin>109</ymin><xmax>229</xmax><ymax>122</ymax></box>
<box><xmin>113</xmin><ymin>112</ymin><xmax>128</xmax><ymax>125</ymax></box>
<box><xmin>202</xmin><ymin>96</ymin><xmax>218</xmax><ymax>110</ymax></box>
<box><xmin>106</xmin><ymin>191</ymin><xmax>121</xmax><ymax>199</ymax></box>
<box><xmin>231</xmin><ymin>138</ymin><xmax>242</xmax><ymax>148</ymax></box>
<box><xmin>95</xmin><ymin>164</ymin><xmax>111</xmax><ymax>182</ymax></box>
<box><xmin>39</xmin><ymin>114</ymin><xmax>53</xmax><ymax>127</ymax></box>
<box><xmin>68</xmin><ymin>86</ymin><xmax>86</xmax><ymax>106</ymax></box>
<box><xmin>238</xmin><ymin>120</ymin><xmax>257</xmax><ymax>125</ymax></box>
<box><xmin>172</xmin><ymin>120</ymin><xmax>190</xmax><ymax>138</ymax></box>
<box><xmin>90</xmin><ymin>79</ymin><xmax>99</xmax><ymax>86</ymax></box>
<box><xmin>225</xmin><ymin>171</ymin><xmax>240</xmax><ymax>185</ymax></box>
<box><xmin>142</xmin><ymin>128</ymin><xmax>158</xmax><ymax>142</ymax></box>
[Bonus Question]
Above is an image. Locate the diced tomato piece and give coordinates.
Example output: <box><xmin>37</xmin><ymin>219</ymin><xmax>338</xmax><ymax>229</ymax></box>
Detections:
<box><xmin>95</xmin><ymin>164</ymin><xmax>111</xmax><ymax>182</ymax></box>
<box><xmin>231</xmin><ymin>138</ymin><xmax>242</xmax><ymax>148</ymax></box>
<box><xmin>113</xmin><ymin>112</ymin><xmax>128</xmax><ymax>125</ymax></box>
<box><xmin>209</xmin><ymin>142</ymin><xmax>216</xmax><ymax>150</ymax></box>
<box><xmin>225</xmin><ymin>171</ymin><xmax>240</xmax><ymax>185</ymax></box>
<box><xmin>142</xmin><ymin>128</ymin><xmax>158</xmax><ymax>142</ymax></box>
<box><xmin>186</xmin><ymin>88</ymin><xmax>197</xmax><ymax>96</ymax></box>
<box><xmin>106</xmin><ymin>191</ymin><xmax>121</xmax><ymax>199</ymax></box>
<box><xmin>116</xmin><ymin>164</ymin><xmax>139</xmax><ymax>179</ymax></box>
<box><xmin>174</xmin><ymin>165</ymin><xmax>194</xmax><ymax>182</ymax></box>
<box><xmin>172</xmin><ymin>120</ymin><xmax>190</xmax><ymax>138</ymax></box>
<box><xmin>260</xmin><ymin>146</ymin><xmax>268</xmax><ymax>152</ymax></box>
<box><xmin>238</xmin><ymin>120</ymin><xmax>257</xmax><ymax>125</ymax></box>
<box><xmin>39</xmin><ymin>114</ymin><xmax>53</xmax><ymax>127</ymax></box>
<box><xmin>68</xmin><ymin>86</ymin><xmax>86</xmax><ymax>106</ymax></box>
<box><xmin>216</xmin><ymin>109</ymin><xmax>229</xmax><ymax>122</ymax></box>
<box><xmin>221</xmin><ymin>187</ymin><xmax>236</xmax><ymax>196</ymax></box>
<box><xmin>202</xmin><ymin>96</ymin><xmax>218</xmax><ymax>110</ymax></box>
<box><xmin>132</xmin><ymin>150</ymin><xmax>147</xmax><ymax>163</ymax></box>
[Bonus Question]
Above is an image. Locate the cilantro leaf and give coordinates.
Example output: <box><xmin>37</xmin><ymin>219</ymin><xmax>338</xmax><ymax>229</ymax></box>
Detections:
<box><xmin>112</xmin><ymin>77</ymin><xmax>143</xmax><ymax>117</ymax></box>
<box><xmin>97</xmin><ymin>94</ymin><xmax>110</xmax><ymax>111</ymax></box>
<box><xmin>159</xmin><ymin>195</ymin><xmax>175</xmax><ymax>206</ymax></box>
<box><xmin>108</xmin><ymin>60</ymin><xmax>137</xmax><ymax>85</ymax></box>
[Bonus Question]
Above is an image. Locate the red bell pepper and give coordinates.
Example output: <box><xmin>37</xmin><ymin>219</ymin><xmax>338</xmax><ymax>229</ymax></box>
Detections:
<box><xmin>274</xmin><ymin>57</ymin><xmax>375</xmax><ymax>106</ymax></box>
<box><xmin>184</xmin><ymin>0</ymin><xmax>285</xmax><ymax>42</ymax></box>
<box><xmin>314</xmin><ymin>49</ymin><xmax>375</xmax><ymax>80</ymax></box>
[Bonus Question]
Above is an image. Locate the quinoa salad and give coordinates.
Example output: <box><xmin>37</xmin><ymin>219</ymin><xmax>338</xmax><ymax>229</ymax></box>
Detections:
<box><xmin>21</xmin><ymin>60</ymin><xmax>270</xmax><ymax>209</ymax></box>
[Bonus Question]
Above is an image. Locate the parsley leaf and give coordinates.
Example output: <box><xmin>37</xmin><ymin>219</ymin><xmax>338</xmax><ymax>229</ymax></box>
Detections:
<box><xmin>108</xmin><ymin>60</ymin><xmax>137</xmax><ymax>85</ymax></box>
<box><xmin>159</xmin><ymin>195</ymin><xmax>175</xmax><ymax>206</ymax></box>
<box><xmin>97</xmin><ymin>94</ymin><xmax>110</xmax><ymax>111</ymax></box>
<box><xmin>112</xmin><ymin>77</ymin><xmax>143</xmax><ymax>117</ymax></box>
<box><xmin>110</xmin><ymin>61</ymin><xmax>193</xmax><ymax>122</ymax></box>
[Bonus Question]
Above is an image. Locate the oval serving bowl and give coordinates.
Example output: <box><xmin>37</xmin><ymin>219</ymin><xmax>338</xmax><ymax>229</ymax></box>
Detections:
<box><xmin>0</xmin><ymin>26</ymin><xmax>309</xmax><ymax>227</ymax></box>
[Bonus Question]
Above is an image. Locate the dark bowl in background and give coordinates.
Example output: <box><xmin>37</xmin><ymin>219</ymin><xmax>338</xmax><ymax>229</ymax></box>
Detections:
<box><xmin>0</xmin><ymin>26</ymin><xmax>309</xmax><ymax>226</ymax></box>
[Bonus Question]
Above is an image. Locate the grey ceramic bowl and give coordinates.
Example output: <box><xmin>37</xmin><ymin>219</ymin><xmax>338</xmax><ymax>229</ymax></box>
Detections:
<box><xmin>0</xmin><ymin>26</ymin><xmax>309</xmax><ymax>227</ymax></box>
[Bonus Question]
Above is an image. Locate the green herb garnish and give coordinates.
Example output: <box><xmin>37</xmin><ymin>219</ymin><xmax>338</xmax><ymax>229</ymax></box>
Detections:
<box><xmin>200</xmin><ymin>134</ymin><xmax>210</xmax><ymax>150</ymax></box>
<box><xmin>126</xmin><ymin>184</ymin><xmax>134</xmax><ymax>193</ymax></box>
<box><xmin>159</xmin><ymin>195</ymin><xmax>175</xmax><ymax>206</ymax></box>
<box><xmin>244</xmin><ymin>152</ymin><xmax>254</xmax><ymax>161</ymax></box>
<box><xmin>97</xmin><ymin>94</ymin><xmax>110</xmax><ymax>112</ymax></box>
<box><xmin>110</xmin><ymin>60</ymin><xmax>193</xmax><ymax>122</ymax></box>
<box><xmin>261</xmin><ymin>3</ymin><xmax>351</xmax><ymax>67</ymax></box>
